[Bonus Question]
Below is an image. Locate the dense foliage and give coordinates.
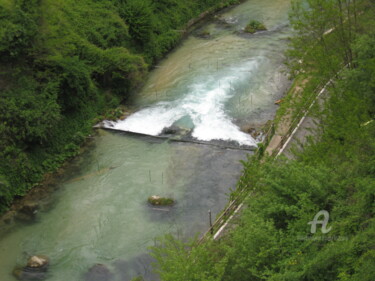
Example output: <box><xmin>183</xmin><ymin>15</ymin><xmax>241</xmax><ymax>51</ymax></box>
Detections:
<box><xmin>151</xmin><ymin>0</ymin><xmax>375</xmax><ymax>280</ymax></box>
<box><xmin>0</xmin><ymin>0</ymin><xmax>240</xmax><ymax>212</ymax></box>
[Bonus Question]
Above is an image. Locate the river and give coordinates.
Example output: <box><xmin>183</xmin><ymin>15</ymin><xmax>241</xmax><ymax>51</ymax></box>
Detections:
<box><xmin>0</xmin><ymin>0</ymin><xmax>291</xmax><ymax>280</ymax></box>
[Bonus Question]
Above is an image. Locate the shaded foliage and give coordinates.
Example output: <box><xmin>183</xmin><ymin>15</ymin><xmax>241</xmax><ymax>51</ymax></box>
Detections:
<box><xmin>0</xmin><ymin>0</ymin><xmax>38</xmax><ymax>59</ymax></box>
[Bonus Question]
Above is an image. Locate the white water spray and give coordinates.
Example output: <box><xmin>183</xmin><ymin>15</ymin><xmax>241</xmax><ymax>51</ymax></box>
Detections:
<box><xmin>104</xmin><ymin>60</ymin><xmax>262</xmax><ymax>146</ymax></box>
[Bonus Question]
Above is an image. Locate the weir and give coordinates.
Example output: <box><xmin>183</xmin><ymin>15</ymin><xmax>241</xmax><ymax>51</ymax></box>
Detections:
<box><xmin>96</xmin><ymin>125</ymin><xmax>258</xmax><ymax>151</ymax></box>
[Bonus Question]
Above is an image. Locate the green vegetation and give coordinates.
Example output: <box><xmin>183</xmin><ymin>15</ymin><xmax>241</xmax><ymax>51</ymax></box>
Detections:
<box><xmin>151</xmin><ymin>0</ymin><xmax>375</xmax><ymax>280</ymax></box>
<box><xmin>0</xmin><ymin>0</ymin><xmax>240</xmax><ymax>213</ymax></box>
<box><xmin>244</xmin><ymin>20</ymin><xmax>266</xmax><ymax>34</ymax></box>
<box><xmin>148</xmin><ymin>195</ymin><xmax>175</xmax><ymax>206</ymax></box>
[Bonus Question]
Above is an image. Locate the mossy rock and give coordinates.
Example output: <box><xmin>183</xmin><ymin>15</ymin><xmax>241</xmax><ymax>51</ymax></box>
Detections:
<box><xmin>13</xmin><ymin>255</ymin><xmax>50</xmax><ymax>281</ymax></box>
<box><xmin>148</xmin><ymin>196</ymin><xmax>174</xmax><ymax>206</ymax></box>
<box><xmin>27</xmin><ymin>255</ymin><xmax>50</xmax><ymax>268</ymax></box>
<box><xmin>245</xmin><ymin>20</ymin><xmax>267</xmax><ymax>34</ymax></box>
<box><xmin>84</xmin><ymin>264</ymin><xmax>114</xmax><ymax>281</ymax></box>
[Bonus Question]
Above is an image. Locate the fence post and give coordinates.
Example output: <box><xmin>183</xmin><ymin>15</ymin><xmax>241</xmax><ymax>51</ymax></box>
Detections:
<box><xmin>209</xmin><ymin>210</ymin><xmax>213</xmax><ymax>234</ymax></box>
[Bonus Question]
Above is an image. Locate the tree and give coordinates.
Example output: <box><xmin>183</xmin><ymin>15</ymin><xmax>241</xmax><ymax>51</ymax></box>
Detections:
<box><xmin>0</xmin><ymin>3</ymin><xmax>38</xmax><ymax>60</ymax></box>
<box><xmin>118</xmin><ymin>0</ymin><xmax>154</xmax><ymax>46</ymax></box>
<box><xmin>288</xmin><ymin>0</ymin><xmax>366</xmax><ymax>77</ymax></box>
<box><xmin>0</xmin><ymin>76</ymin><xmax>61</xmax><ymax>146</ymax></box>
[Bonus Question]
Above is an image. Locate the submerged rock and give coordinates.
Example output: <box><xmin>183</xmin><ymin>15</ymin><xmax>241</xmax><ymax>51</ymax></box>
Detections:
<box><xmin>16</xmin><ymin>202</ymin><xmax>40</xmax><ymax>222</ymax></box>
<box><xmin>161</xmin><ymin>125</ymin><xmax>181</xmax><ymax>135</ymax></box>
<box><xmin>161</xmin><ymin>125</ymin><xmax>191</xmax><ymax>137</ymax></box>
<box><xmin>215</xmin><ymin>15</ymin><xmax>237</xmax><ymax>27</ymax></box>
<box><xmin>84</xmin><ymin>264</ymin><xmax>114</xmax><ymax>281</ymax></box>
<box><xmin>113</xmin><ymin>253</ymin><xmax>157</xmax><ymax>281</ymax></box>
<box><xmin>13</xmin><ymin>255</ymin><xmax>49</xmax><ymax>281</ymax></box>
<box><xmin>196</xmin><ymin>30</ymin><xmax>211</xmax><ymax>39</ymax></box>
<box><xmin>148</xmin><ymin>195</ymin><xmax>174</xmax><ymax>206</ymax></box>
<box><xmin>13</xmin><ymin>268</ymin><xmax>47</xmax><ymax>281</ymax></box>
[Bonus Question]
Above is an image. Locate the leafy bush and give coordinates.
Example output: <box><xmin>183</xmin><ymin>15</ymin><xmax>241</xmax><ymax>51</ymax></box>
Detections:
<box><xmin>0</xmin><ymin>3</ymin><xmax>38</xmax><ymax>59</ymax></box>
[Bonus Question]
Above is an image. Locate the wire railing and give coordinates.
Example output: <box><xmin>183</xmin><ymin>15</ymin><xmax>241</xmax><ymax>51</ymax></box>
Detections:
<box><xmin>196</xmin><ymin>122</ymin><xmax>276</xmax><ymax>244</ymax></box>
<box><xmin>196</xmin><ymin>77</ymin><xmax>334</xmax><ymax>244</ymax></box>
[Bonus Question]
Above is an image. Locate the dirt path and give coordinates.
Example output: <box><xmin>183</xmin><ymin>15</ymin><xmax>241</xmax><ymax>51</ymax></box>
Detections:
<box><xmin>265</xmin><ymin>78</ymin><xmax>309</xmax><ymax>156</ymax></box>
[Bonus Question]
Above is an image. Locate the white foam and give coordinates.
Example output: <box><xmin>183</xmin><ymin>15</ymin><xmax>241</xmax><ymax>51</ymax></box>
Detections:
<box><xmin>104</xmin><ymin>102</ymin><xmax>185</xmax><ymax>136</ymax></box>
<box><xmin>103</xmin><ymin>60</ymin><xmax>260</xmax><ymax>146</ymax></box>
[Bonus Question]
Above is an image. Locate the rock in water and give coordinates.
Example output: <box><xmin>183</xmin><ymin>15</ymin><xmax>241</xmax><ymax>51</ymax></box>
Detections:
<box><xmin>13</xmin><ymin>255</ymin><xmax>49</xmax><ymax>280</ymax></box>
<box><xmin>161</xmin><ymin>125</ymin><xmax>180</xmax><ymax>135</ymax></box>
<box><xmin>27</xmin><ymin>256</ymin><xmax>49</xmax><ymax>268</ymax></box>
<box><xmin>148</xmin><ymin>195</ymin><xmax>174</xmax><ymax>206</ymax></box>
<box><xmin>84</xmin><ymin>264</ymin><xmax>114</xmax><ymax>281</ymax></box>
